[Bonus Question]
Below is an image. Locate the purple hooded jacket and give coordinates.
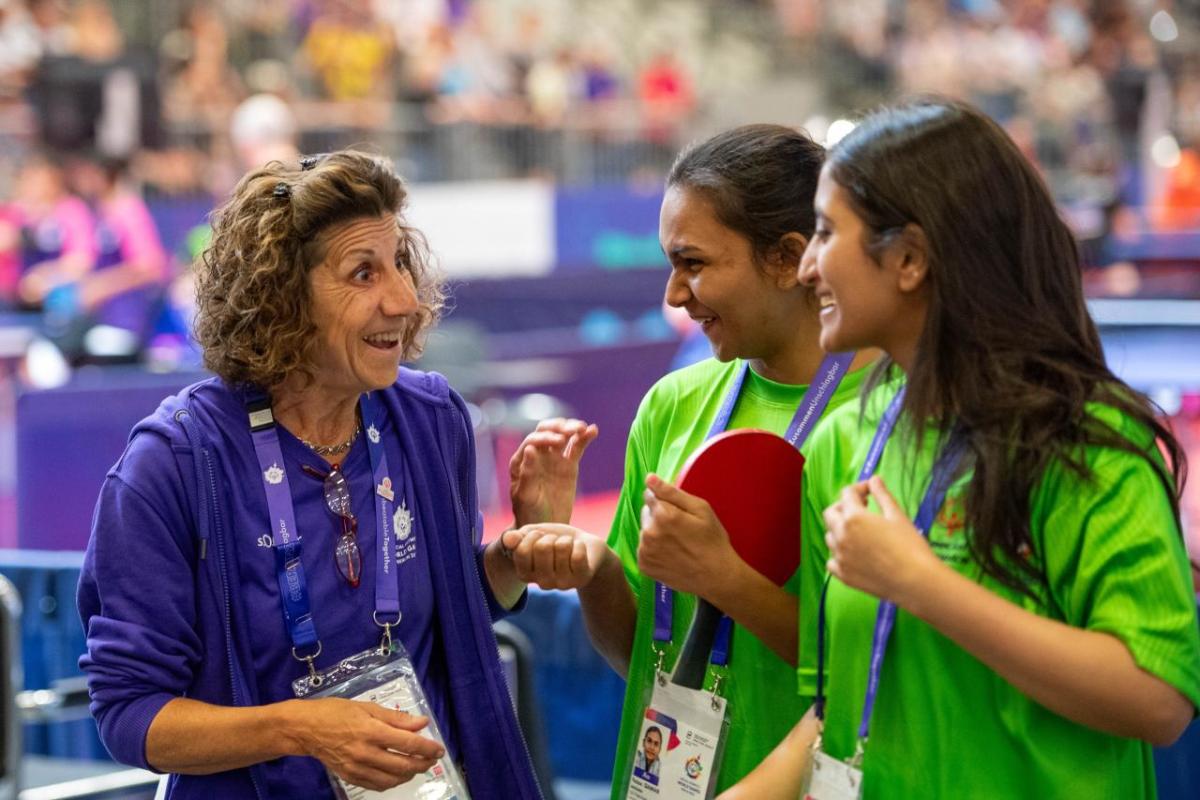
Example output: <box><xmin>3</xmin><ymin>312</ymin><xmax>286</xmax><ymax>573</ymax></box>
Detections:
<box><xmin>77</xmin><ymin>369</ymin><xmax>543</xmax><ymax>799</ymax></box>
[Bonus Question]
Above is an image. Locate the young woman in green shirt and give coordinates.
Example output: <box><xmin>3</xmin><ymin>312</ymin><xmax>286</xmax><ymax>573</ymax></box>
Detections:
<box><xmin>501</xmin><ymin>125</ymin><xmax>877</xmax><ymax>796</ymax></box>
<box><xmin>724</xmin><ymin>99</ymin><xmax>1200</xmax><ymax>799</ymax></box>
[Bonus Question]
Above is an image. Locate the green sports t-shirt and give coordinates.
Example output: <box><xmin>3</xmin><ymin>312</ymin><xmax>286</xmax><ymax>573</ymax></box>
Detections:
<box><xmin>798</xmin><ymin>384</ymin><xmax>1200</xmax><ymax>798</ymax></box>
<box><xmin>608</xmin><ymin>356</ymin><xmax>870</xmax><ymax>798</ymax></box>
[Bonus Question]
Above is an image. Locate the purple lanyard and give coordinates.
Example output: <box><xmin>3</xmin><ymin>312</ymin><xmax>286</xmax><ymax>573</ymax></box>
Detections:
<box><xmin>653</xmin><ymin>353</ymin><xmax>857</xmax><ymax>667</ymax></box>
<box><xmin>361</xmin><ymin>392</ymin><xmax>401</xmax><ymax>628</ymax></box>
<box><xmin>248</xmin><ymin>391</ymin><xmax>399</xmax><ymax>662</ymax></box>
<box><xmin>813</xmin><ymin>387</ymin><xmax>968</xmax><ymax>743</ymax></box>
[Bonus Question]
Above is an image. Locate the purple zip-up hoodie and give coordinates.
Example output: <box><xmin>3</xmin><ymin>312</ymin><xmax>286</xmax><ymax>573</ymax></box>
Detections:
<box><xmin>77</xmin><ymin>369</ymin><xmax>543</xmax><ymax>799</ymax></box>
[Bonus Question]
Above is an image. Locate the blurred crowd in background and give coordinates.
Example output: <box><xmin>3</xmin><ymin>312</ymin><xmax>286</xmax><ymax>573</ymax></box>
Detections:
<box><xmin>0</xmin><ymin>0</ymin><xmax>1198</xmax><ymax>372</ymax></box>
<box><xmin>1</xmin><ymin>9</ymin><xmax>1199</xmax><ymax>785</ymax></box>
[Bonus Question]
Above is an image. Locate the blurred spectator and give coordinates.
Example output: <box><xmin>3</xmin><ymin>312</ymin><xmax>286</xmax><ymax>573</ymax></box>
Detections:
<box><xmin>526</xmin><ymin>49</ymin><xmax>579</xmax><ymax>126</ymax></box>
<box><xmin>28</xmin><ymin>0</ymin><xmax>71</xmax><ymax>57</ymax></box>
<box><xmin>67</xmin><ymin>152</ymin><xmax>168</xmax><ymax>342</ymax></box>
<box><xmin>1152</xmin><ymin>139</ymin><xmax>1200</xmax><ymax>232</ymax></box>
<box><xmin>67</xmin><ymin>0</ymin><xmax>122</xmax><ymax>63</ymax></box>
<box><xmin>301</xmin><ymin>0</ymin><xmax>395</xmax><ymax>102</ymax></box>
<box><xmin>161</xmin><ymin>5</ymin><xmax>244</xmax><ymax>132</ymax></box>
<box><xmin>432</xmin><ymin>5</ymin><xmax>522</xmax><ymax>124</ymax></box>
<box><xmin>0</xmin><ymin>0</ymin><xmax>42</xmax><ymax>97</ymax></box>
<box><xmin>25</xmin><ymin>0</ymin><xmax>160</xmax><ymax>156</ymax></box>
<box><xmin>1088</xmin><ymin>0</ymin><xmax>1159</xmax><ymax>203</ymax></box>
<box><xmin>1028</xmin><ymin>35</ymin><xmax>1113</xmax><ymax>189</ymax></box>
<box><xmin>220</xmin><ymin>1</ymin><xmax>294</xmax><ymax>71</ymax></box>
<box><xmin>1</xmin><ymin>153</ymin><xmax>95</xmax><ymax>309</ymax></box>
<box><xmin>581</xmin><ymin>45</ymin><xmax>620</xmax><ymax>104</ymax></box>
<box><xmin>402</xmin><ymin>21</ymin><xmax>456</xmax><ymax>103</ymax></box>
<box><xmin>373</xmin><ymin>0</ymin><xmax>449</xmax><ymax>53</ymax></box>
<box><xmin>507</xmin><ymin>5</ymin><xmax>549</xmax><ymax>105</ymax></box>
<box><xmin>229</xmin><ymin>92</ymin><xmax>300</xmax><ymax>170</ymax></box>
<box><xmin>638</xmin><ymin>51</ymin><xmax>694</xmax><ymax>141</ymax></box>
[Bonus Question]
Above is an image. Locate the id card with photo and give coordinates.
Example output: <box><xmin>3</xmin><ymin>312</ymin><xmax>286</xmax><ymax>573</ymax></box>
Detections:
<box><xmin>293</xmin><ymin>646</ymin><xmax>470</xmax><ymax>800</ymax></box>
<box><xmin>625</xmin><ymin>677</ymin><xmax>728</xmax><ymax>800</ymax></box>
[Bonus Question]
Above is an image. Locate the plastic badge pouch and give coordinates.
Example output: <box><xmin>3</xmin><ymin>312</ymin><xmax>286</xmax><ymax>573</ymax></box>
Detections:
<box><xmin>293</xmin><ymin>645</ymin><xmax>470</xmax><ymax>800</ymax></box>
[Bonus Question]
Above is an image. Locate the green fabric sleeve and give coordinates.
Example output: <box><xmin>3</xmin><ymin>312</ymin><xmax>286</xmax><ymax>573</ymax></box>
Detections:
<box><xmin>1037</xmin><ymin>439</ymin><xmax>1200</xmax><ymax>711</ymax></box>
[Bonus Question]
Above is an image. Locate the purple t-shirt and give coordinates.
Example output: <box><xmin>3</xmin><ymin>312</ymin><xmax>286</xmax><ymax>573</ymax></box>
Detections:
<box><xmin>95</xmin><ymin>192</ymin><xmax>166</xmax><ymax>274</ymax></box>
<box><xmin>227</xmin><ymin>409</ymin><xmax>444</xmax><ymax>797</ymax></box>
<box><xmin>18</xmin><ymin>196</ymin><xmax>96</xmax><ymax>272</ymax></box>
<box><xmin>93</xmin><ymin>192</ymin><xmax>167</xmax><ymax>333</ymax></box>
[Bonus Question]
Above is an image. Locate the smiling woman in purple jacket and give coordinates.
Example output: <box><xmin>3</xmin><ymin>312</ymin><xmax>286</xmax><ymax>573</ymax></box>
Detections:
<box><xmin>77</xmin><ymin>150</ymin><xmax>589</xmax><ymax>800</ymax></box>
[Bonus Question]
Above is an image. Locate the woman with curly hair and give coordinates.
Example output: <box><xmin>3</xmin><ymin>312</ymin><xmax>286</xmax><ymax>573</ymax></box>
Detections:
<box><xmin>77</xmin><ymin>150</ymin><xmax>577</xmax><ymax>799</ymax></box>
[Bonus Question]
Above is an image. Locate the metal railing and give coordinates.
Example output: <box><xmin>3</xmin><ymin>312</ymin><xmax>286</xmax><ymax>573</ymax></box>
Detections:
<box><xmin>1</xmin><ymin>574</ymin><xmax>20</xmax><ymax>800</ymax></box>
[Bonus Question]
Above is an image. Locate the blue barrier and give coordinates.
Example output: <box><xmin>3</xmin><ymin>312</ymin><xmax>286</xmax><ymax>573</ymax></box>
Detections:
<box><xmin>0</xmin><ymin>550</ymin><xmax>105</xmax><ymax>762</ymax></box>
<box><xmin>508</xmin><ymin>589</ymin><xmax>625</xmax><ymax>783</ymax></box>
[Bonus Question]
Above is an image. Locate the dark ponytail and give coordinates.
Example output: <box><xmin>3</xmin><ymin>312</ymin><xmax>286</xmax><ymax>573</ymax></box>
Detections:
<box><xmin>668</xmin><ymin>124</ymin><xmax>825</xmax><ymax>264</ymax></box>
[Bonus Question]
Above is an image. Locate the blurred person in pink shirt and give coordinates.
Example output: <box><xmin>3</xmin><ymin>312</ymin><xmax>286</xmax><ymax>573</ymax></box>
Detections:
<box><xmin>0</xmin><ymin>153</ymin><xmax>96</xmax><ymax>309</ymax></box>
<box><xmin>68</xmin><ymin>153</ymin><xmax>167</xmax><ymax>339</ymax></box>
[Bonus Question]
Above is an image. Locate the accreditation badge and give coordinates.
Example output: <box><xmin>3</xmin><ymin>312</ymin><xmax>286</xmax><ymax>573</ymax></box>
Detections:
<box><xmin>625</xmin><ymin>673</ymin><xmax>729</xmax><ymax>800</ymax></box>
<box><xmin>293</xmin><ymin>645</ymin><xmax>470</xmax><ymax>800</ymax></box>
<box><xmin>802</xmin><ymin>726</ymin><xmax>862</xmax><ymax>800</ymax></box>
<box><xmin>804</xmin><ymin>750</ymin><xmax>862</xmax><ymax>800</ymax></box>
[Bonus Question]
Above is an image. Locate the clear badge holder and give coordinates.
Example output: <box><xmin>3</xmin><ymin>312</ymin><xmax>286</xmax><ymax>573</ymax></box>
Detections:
<box><xmin>621</xmin><ymin>660</ymin><xmax>731</xmax><ymax>800</ymax></box>
<box><xmin>293</xmin><ymin>644</ymin><xmax>470</xmax><ymax>800</ymax></box>
<box><xmin>802</xmin><ymin>721</ymin><xmax>863</xmax><ymax>800</ymax></box>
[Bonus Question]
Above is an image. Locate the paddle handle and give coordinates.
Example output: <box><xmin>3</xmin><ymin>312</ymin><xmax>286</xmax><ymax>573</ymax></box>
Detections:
<box><xmin>671</xmin><ymin>600</ymin><xmax>723</xmax><ymax>689</ymax></box>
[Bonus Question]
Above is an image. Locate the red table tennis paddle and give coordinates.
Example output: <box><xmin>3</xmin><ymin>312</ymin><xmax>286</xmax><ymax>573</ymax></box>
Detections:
<box><xmin>667</xmin><ymin>429</ymin><xmax>806</xmax><ymax>689</ymax></box>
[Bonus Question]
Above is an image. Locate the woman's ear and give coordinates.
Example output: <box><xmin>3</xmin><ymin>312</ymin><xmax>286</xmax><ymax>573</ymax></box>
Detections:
<box><xmin>769</xmin><ymin>232</ymin><xmax>810</xmax><ymax>288</ymax></box>
<box><xmin>893</xmin><ymin>224</ymin><xmax>930</xmax><ymax>294</ymax></box>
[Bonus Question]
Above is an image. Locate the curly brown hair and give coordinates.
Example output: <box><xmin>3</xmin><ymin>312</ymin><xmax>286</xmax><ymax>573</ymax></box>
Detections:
<box><xmin>194</xmin><ymin>150</ymin><xmax>445</xmax><ymax>388</ymax></box>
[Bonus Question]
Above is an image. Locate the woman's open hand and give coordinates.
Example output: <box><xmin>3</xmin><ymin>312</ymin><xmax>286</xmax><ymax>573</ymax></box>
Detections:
<box><xmin>508</xmin><ymin>418</ymin><xmax>599</xmax><ymax>527</ymax></box>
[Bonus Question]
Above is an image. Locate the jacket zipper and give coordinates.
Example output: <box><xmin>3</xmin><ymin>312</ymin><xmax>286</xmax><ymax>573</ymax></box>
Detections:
<box><xmin>180</xmin><ymin>406</ymin><xmax>268</xmax><ymax>800</ymax></box>
<box><xmin>441</xmin><ymin>401</ymin><xmax>543</xmax><ymax>800</ymax></box>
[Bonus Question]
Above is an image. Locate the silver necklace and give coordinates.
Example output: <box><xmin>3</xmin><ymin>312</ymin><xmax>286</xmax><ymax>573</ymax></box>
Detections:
<box><xmin>299</xmin><ymin>420</ymin><xmax>362</xmax><ymax>458</ymax></box>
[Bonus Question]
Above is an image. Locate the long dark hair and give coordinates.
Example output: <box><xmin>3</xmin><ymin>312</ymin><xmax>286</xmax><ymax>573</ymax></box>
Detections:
<box><xmin>828</xmin><ymin>98</ymin><xmax>1187</xmax><ymax>598</ymax></box>
<box><xmin>667</xmin><ymin>124</ymin><xmax>825</xmax><ymax>262</ymax></box>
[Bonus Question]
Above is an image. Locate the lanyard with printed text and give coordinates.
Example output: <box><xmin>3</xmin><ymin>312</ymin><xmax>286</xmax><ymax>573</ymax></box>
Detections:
<box><xmin>653</xmin><ymin>353</ymin><xmax>857</xmax><ymax>671</ymax></box>
<box><xmin>813</xmin><ymin>386</ymin><xmax>968</xmax><ymax>744</ymax></box>
<box><xmin>248</xmin><ymin>391</ymin><xmax>402</xmax><ymax>678</ymax></box>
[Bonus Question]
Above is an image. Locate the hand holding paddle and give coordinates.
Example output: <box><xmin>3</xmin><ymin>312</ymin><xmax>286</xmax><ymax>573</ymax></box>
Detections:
<box><xmin>645</xmin><ymin>429</ymin><xmax>807</xmax><ymax>689</ymax></box>
<box><xmin>638</xmin><ymin>475</ymin><xmax>736</xmax><ymax>597</ymax></box>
